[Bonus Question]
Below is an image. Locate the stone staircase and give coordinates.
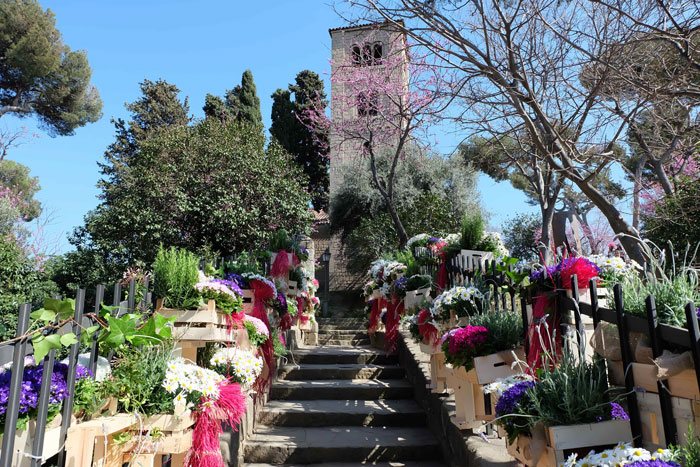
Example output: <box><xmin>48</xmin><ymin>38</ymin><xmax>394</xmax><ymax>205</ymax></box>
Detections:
<box><xmin>243</xmin><ymin>318</ymin><xmax>445</xmax><ymax>466</ymax></box>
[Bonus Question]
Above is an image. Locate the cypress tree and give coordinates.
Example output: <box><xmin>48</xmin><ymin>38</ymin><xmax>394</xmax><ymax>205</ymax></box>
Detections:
<box><xmin>237</xmin><ymin>70</ymin><xmax>262</xmax><ymax>126</ymax></box>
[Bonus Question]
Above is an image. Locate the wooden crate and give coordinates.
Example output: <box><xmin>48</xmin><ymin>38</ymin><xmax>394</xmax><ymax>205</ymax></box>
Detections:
<box><xmin>637</xmin><ymin>392</ymin><xmax>700</xmax><ymax>449</ymax></box>
<box><xmin>459</xmin><ymin>249</ymin><xmax>494</xmax><ymax>271</ymax></box>
<box><xmin>444</xmin><ymin>365</ymin><xmax>486</xmax><ymax>430</ymax></box>
<box><xmin>473</xmin><ymin>347</ymin><xmax>526</xmax><ymax>385</ymax></box>
<box><xmin>632</xmin><ymin>363</ymin><xmax>700</xmax><ymax>399</ymax></box>
<box><xmin>405</xmin><ymin>288</ymin><xmax>431</xmax><ymax>310</ymax></box>
<box><xmin>65</xmin><ymin>409</ymin><xmax>195</xmax><ymax>467</ymax></box>
<box><xmin>507</xmin><ymin>420</ymin><xmax>632</xmax><ymax>466</ymax></box>
<box><xmin>428</xmin><ymin>351</ymin><xmax>448</xmax><ymax>393</ymax></box>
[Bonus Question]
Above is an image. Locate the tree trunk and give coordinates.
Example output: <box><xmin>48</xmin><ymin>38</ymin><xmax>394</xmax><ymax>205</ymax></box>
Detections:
<box><xmin>552</xmin><ymin>210</ymin><xmax>570</xmax><ymax>250</ymax></box>
<box><xmin>539</xmin><ymin>202</ymin><xmax>556</xmax><ymax>263</ymax></box>
<box><xmin>386</xmin><ymin>198</ymin><xmax>409</xmax><ymax>248</ymax></box>
<box><xmin>572</xmin><ymin>178</ymin><xmax>644</xmax><ymax>263</ymax></box>
<box><xmin>651</xmin><ymin>159</ymin><xmax>674</xmax><ymax>195</ymax></box>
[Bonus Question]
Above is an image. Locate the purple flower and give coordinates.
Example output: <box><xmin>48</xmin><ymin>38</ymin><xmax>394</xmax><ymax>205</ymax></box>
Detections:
<box><xmin>610</xmin><ymin>402</ymin><xmax>629</xmax><ymax>421</ymax></box>
<box><xmin>394</xmin><ymin>276</ymin><xmax>407</xmax><ymax>292</ymax></box>
<box><xmin>226</xmin><ymin>273</ymin><xmax>248</xmax><ymax>289</ymax></box>
<box><xmin>428</xmin><ymin>236</ymin><xmax>441</xmax><ymax>243</ymax></box>
<box><xmin>627</xmin><ymin>461</ymin><xmax>680</xmax><ymax>467</ymax></box>
<box><xmin>276</xmin><ymin>292</ymin><xmax>288</xmax><ymax>314</ymax></box>
<box><xmin>213</xmin><ymin>278</ymin><xmax>244</xmax><ymax>296</ymax></box>
<box><xmin>495</xmin><ymin>381</ymin><xmax>535</xmax><ymax>417</ymax></box>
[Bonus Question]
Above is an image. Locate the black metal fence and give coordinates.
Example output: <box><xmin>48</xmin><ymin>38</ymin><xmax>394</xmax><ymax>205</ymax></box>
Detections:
<box><xmin>0</xmin><ymin>278</ymin><xmax>150</xmax><ymax>467</ymax></box>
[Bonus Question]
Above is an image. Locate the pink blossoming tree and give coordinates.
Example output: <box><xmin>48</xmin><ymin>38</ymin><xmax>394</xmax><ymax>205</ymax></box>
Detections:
<box><xmin>305</xmin><ymin>30</ymin><xmax>448</xmax><ymax>247</ymax></box>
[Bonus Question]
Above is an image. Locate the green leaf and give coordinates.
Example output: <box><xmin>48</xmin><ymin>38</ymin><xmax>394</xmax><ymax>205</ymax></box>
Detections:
<box><xmin>60</xmin><ymin>333</ymin><xmax>78</xmax><ymax>347</ymax></box>
<box><xmin>30</xmin><ymin>308</ymin><xmax>56</xmax><ymax>322</ymax></box>
<box><xmin>32</xmin><ymin>334</ymin><xmax>61</xmax><ymax>364</ymax></box>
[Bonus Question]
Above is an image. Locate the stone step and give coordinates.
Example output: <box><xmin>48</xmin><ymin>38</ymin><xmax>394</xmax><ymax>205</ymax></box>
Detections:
<box><xmin>278</xmin><ymin>364</ymin><xmax>404</xmax><ymax>381</ymax></box>
<box><xmin>293</xmin><ymin>348</ymin><xmax>398</xmax><ymax>365</ymax></box>
<box><xmin>258</xmin><ymin>400</ymin><xmax>426</xmax><ymax>427</ymax></box>
<box><xmin>318</xmin><ymin>337</ymin><xmax>372</xmax><ymax>346</ymax></box>
<box><xmin>244</xmin><ymin>426</ymin><xmax>441</xmax><ymax>464</ymax></box>
<box><xmin>318</xmin><ymin>330</ymin><xmax>369</xmax><ymax>337</ymax></box>
<box><xmin>269</xmin><ymin>379</ymin><xmax>414</xmax><ymax>400</ymax></box>
<box><xmin>317</xmin><ymin>318</ymin><xmax>366</xmax><ymax>325</ymax></box>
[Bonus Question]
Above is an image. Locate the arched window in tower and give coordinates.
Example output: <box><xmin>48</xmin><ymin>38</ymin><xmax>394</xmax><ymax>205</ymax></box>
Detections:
<box><xmin>351</xmin><ymin>45</ymin><xmax>362</xmax><ymax>66</ymax></box>
<box><xmin>351</xmin><ymin>42</ymin><xmax>384</xmax><ymax>66</ymax></box>
<box><xmin>373</xmin><ymin>42</ymin><xmax>383</xmax><ymax>65</ymax></box>
<box><xmin>357</xmin><ymin>91</ymin><xmax>379</xmax><ymax>116</ymax></box>
<box><xmin>362</xmin><ymin>44</ymin><xmax>372</xmax><ymax>65</ymax></box>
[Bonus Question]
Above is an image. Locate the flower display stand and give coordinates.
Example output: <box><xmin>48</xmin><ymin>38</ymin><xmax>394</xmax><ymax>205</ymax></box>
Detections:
<box><xmin>157</xmin><ymin>299</ymin><xmax>251</xmax><ymax>361</ymax></box>
<box><xmin>299</xmin><ymin>316</ymin><xmax>318</xmax><ymax>346</ymax></box>
<box><xmin>65</xmin><ymin>408</ymin><xmax>195</xmax><ymax>467</ymax></box>
<box><xmin>444</xmin><ymin>364</ymin><xmax>494</xmax><ymax>429</ymax></box>
<box><xmin>506</xmin><ymin>420</ymin><xmax>633</xmax><ymax>466</ymax></box>
<box><xmin>637</xmin><ymin>392</ymin><xmax>700</xmax><ymax>449</ymax></box>
<box><xmin>0</xmin><ymin>417</ymin><xmax>64</xmax><ymax>466</ymax></box>
<box><xmin>473</xmin><ymin>348</ymin><xmax>526</xmax><ymax>385</ymax></box>
<box><xmin>404</xmin><ymin>288</ymin><xmax>431</xmax><ymax>310</ymax></box>
<box><xmin>419</xmin><ymin>344</ymin><xmax>448</xmax><ymax>393</ymax></box>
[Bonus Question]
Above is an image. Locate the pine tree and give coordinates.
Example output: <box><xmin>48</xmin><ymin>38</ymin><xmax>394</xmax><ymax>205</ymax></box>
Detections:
<box><xmin>270</xmin><ymin>70</ymin><xmax>330</xmax><ymax>210</ymax></box>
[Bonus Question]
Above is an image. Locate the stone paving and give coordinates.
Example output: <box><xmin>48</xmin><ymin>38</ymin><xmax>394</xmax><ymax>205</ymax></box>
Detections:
<box><xmin>243</xmin><ymin>318</ymin><xmax>446</xmax><ymax>466</ymax></box>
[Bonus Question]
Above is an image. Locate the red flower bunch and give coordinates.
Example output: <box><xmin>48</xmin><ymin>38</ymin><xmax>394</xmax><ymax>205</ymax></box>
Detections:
<box><xmin>559</xmin><ymin>256</ymin><xmax>600</xmax><ymax>291</ymax></box>
<box><xmin>417</xmin><ymin>308</ymin><xmax>439</xmax><ymax>345</ymax></box>
<box><xmin>441</xmin><ymin>325</ymin><xmax>489</xmax><ymax>370</ymax></box>
<box><xmin>428</xmin><ymin>239</ymin><xmax>448</xmax><ymax>255</ymax></box>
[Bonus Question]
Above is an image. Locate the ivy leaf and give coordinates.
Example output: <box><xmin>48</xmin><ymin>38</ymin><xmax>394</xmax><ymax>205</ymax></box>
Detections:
<box><xmin>43</xmin><ymin>298</ymin><xmax>75</xmax><ymax>319</ymax></box>
<box><xmin>101</xmin><ymin>314</ymin><xmax>136</xmax><ymax>350</ymax></box>
<box><xmin>60</xmin><ymin>333</ymin><xmax>78</xmax><ymax>347</ymax></box>
<box><xmin>30</xmin><ymin>308</ymin><xmax>56</xmax><ymax>322</ymax></box>
<box><xmin>32</xmin><ymin>334</ymin><xmax>62</xmax><ymax>364</ymax></box>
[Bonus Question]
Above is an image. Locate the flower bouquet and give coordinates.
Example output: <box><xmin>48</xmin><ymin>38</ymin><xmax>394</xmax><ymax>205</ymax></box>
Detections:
<box><xmin>210</xmin><ymin>348</ymin><xmax>264</xmax><ymax>390</ymax></box>
<box><xmin>431</xmin><ymin>286</ymin><xmax>483</xmax><ymax>325</ymax></box>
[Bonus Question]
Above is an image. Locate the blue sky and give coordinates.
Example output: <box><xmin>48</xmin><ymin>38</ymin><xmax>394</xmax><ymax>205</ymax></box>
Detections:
<box><xmin>6</xmin><ymin>0</ymin><xmax>534</xmax><ymax>253</ymax></box>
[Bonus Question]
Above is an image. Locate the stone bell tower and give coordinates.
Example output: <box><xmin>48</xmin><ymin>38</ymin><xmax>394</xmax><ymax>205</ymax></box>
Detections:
<box><xmin>326</xmin><ymin>21</ymin><xmax>409</xmax><ymax>291</ymax></box>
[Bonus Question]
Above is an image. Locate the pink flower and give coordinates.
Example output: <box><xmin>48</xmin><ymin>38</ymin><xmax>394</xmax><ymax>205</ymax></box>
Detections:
<box><xmin>447</xmin><ymin>325</ymin><xmax>489</xmax><ymax>355</ymax></box>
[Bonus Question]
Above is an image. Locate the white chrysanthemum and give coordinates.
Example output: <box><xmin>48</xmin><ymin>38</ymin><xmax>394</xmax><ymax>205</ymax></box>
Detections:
<box><xmin>163</xmin><ymin>358</ymin><xmax>224</xmax><ymax>400</ymax></box>
<box><xmin>406</xmin><ymin>233</ymin><xmax>430</xmax><ymax>249</ymax></box>
<box><xmin>210</xmin><ymin>347</ymin><xmax>263</xmax><ymax>388</ymax></box>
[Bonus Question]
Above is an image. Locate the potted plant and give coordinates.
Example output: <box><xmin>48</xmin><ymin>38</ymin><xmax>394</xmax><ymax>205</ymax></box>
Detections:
<box><xmin>0</xmin><ymin>360</ymin><xmax>93</xmax><ymax>465</ymax></box>
<box><xmin>431</xmin><ymin>285</ymin><xmax>484</xmax><ymax>326</ymax></box>
<box><xmin>457</xmin><ymin>213</ymin><xmax>497</xmax><ymax>270</ymax></box>
<box><xmin>495</xmin><ymin>348</ymin><xmax>632</xmax><ymax>466</ymax></box>
<box><xmin>404</xmin><ymin>274</ymin><xmax>433</xmax><ymax>310</ymax></box>
<box><xmin>153</xmin><ymin>246</ymin><xmax>201</xmax><ymax>311</ymax></box>
<box><xmin>440</xmin><ymin>311</ymin><xmax>524</xmax><ymax>428</ymax></box>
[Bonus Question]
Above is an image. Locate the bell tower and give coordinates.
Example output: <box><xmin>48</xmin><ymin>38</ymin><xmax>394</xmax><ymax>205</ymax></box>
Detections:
<box><xmin>326</xmin><ymin>21</ymin><xmax>409</xmax><ymax>291</ymax></box>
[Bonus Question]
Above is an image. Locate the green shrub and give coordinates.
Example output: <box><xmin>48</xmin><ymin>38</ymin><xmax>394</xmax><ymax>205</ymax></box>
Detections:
<box><xmin>153</xmin><ymin>246</ymin><xmax>200</xmax><ymax>309</ymax></box>
<box><xmin>460</xmin><ymin>213</ymin><xmax>485</xmax><ymax>250</ymax></box>
<box><xmin>469</xmin><ymin>310</ymin><xmax>523</xmax><ymax>354</ymax></box>
<box><xmin>102</xmin><ymin>344</ymin><xmax>175</xmax><ymax>416</ymax></box>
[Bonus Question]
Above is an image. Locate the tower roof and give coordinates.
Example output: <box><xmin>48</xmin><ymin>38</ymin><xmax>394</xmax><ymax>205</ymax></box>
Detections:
<box><xmin>328</xmin><ymin>20</ymin><xmax>405</xmax><ymax>36</ymax></box>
